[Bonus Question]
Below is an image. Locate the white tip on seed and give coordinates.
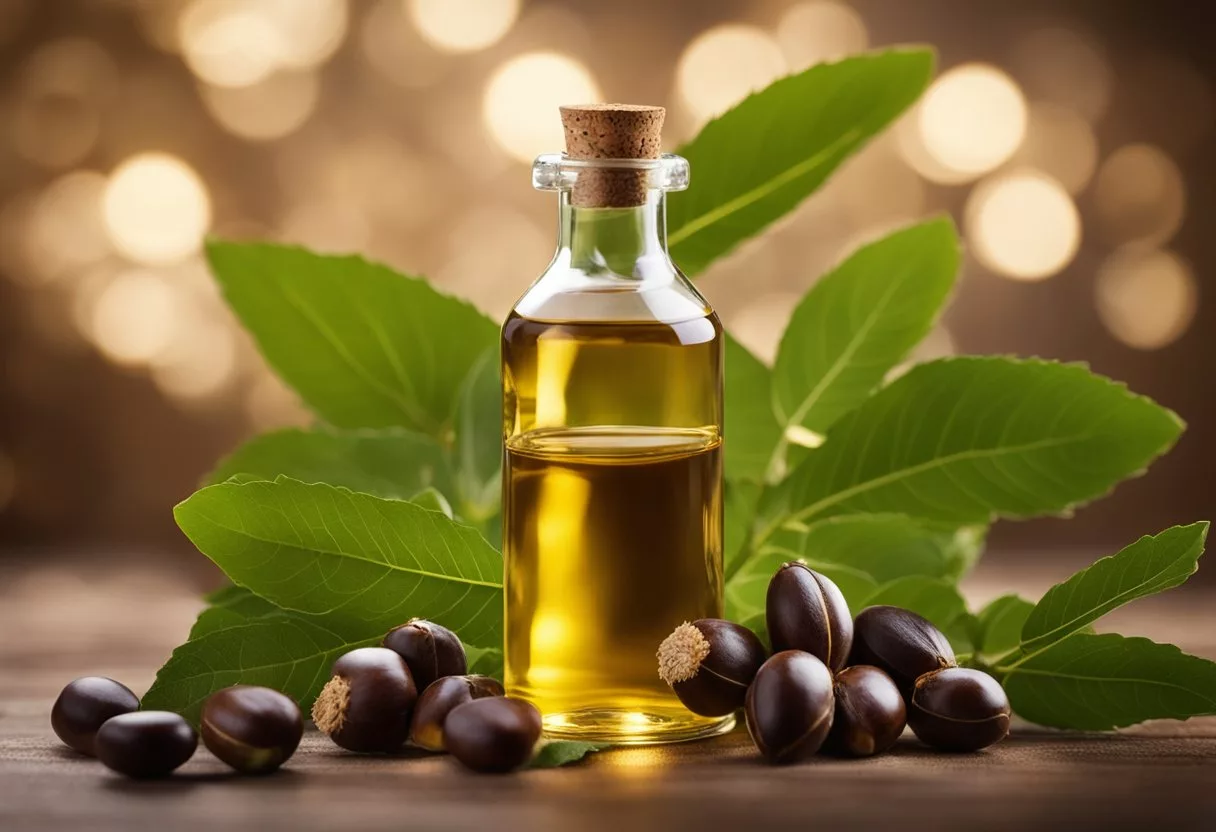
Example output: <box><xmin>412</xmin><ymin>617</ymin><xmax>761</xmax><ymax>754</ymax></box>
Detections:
<box><xmin>657</xmin><ymin>621</ymin><xmax>711</xmax><ymax>685</ymax></box>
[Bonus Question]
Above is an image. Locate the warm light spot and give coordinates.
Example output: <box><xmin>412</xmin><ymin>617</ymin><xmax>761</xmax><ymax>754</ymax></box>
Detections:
<box><xmin>727</xmin><ymin>293</ymin><xmax>800</xmax><ymax>364</ymax></box>
<box><xmin>483</xmin><ymin>52</ymin><xmax>600</xmax><ymax>163</ymax></box>
<box><xmin>1011</xmin><ymin>27</ymin><xmax>1112</xmax><ymax>122</ymax></box>
<box><xmin>135</xmin><ymin>0</ymin><xmax>188</xmax><ymax>53</ymax></box>
<box><xmin>440</xmin><ymin>207</ymin><xmax>549</xmax><ymax>319</ymax></box>
<box><xmin>152</xmin><ymin>320</ymin><xmax>239</xmax><ymax>402</ymax></box>
<box><xmin>530</xmin><ymin>613</ymin><xmax>568</xmax><ymax>654</ymax></box>
<box><xmin>965</xmin><ymin>170</ymin><xmax>1080</xmax><ymax>281</ymax></box>
<box><xmin>1093</xmin><ymin>144</ymin><xmax>1186</xmax><ymax>247</ymax></box>
<box><xmin>179</xmin><ymin>0</ymin><xmax>284</xmax><ymax>88</ymax></box>
<box><xmin>361</xmin><ymin>0</ymin><xmax>450</xmax><ymax>89</ymax></box>
<box><xmin>834</xmin><ymin>139</ymin><xmax>926</xmax><ymax>229</ymax></box>
<box><xmin>677</xmin><ymin>25</ymin><xmax>787</xmax><ymax>121</ymax></box>
<box><xmin>1095</xmin><ymin>249</ymin><xmax>1197</xmax><ymax>350</ymax></box>
<box><xmin>408</xmin><ymin>0</ymin><xmax>518</xmax><ymax>53</ymax></box>
<box><xmin>776</xmin><ymin>2</ymin><xmax>868</xmax><ymax>69</ymax></box>
<box><xmin>200</xmin><ymin>69</ymin><xmax>320</xmax><ymax>141</ymax></box>
<box><xmin>103</xmin><ymin>153</ymin><xmax>212</xmax><ymax>265</ymax></box>
<box><xmin>23</xmin><ymin>171</ymin><xmax>112</xmax><ymax>284</ymax></box>
<box><xmin>918</xmin><ymin>64</ymin><xmax>1027</xmax><ymax>180</ymax></box>
<box><xmin>533</xmin><ymin>338</ymin><xmax>580</xmax><ymax>428</ymax></box>
<box><xmin>260</xmin><ymin>0</ymin><xmax>348</xmax><ymax>70</ymax></box>
<box><xmin>87</xmin><ymin>271</ymin><xmax>178</xmax><ymax>365</ymax></box>
<box><xmin>894</xmin><ymin>111</ymin><xmax>973</xmax><ymax>185</ymax></box>
<box><xmin>245</xmin><ymin>371</ymin><xmax>311</xmax><ymax>428</ymax></box>
<box><xmin>14</xmin><ymin>38</ymin><xmax>117</xmax><ymax>168</ymax></box>
<box><xmin>1010</xmin><ymin>102</ymin><xmax>1098</xmax><ymax>195</ymax></box>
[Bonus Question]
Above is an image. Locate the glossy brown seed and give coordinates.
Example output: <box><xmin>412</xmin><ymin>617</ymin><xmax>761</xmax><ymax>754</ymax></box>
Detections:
<box><xmin>822</xmin><ymin>665</ymin><xmax>907</xmax><ymax>758</ymax></box>
<box><xmin>908</xmin><ymin>667</ymin><xmax>1011</xmax><ymax>752</ymax></box>
<box><xmin>201</xmin><ymin>686</ymin><xmax>303</xmax><ymax>774</ymax></box>
<box><xmin>657</xmin><ymin>619</ymin><xmax>768</xmax><ymax>716</ymax></box>
<box><xmin>410</xmin><ymin>675</ymin><xmax>505</xmax><ymax>752</ymax></box>
<box><xmin>95</xmin><ymin>711</ymin><xmax>198</xmax><ymax>779</ymax></box>
<box><xmin>51</xmin><ymin>677</ymin><xmax>140</xmax><ymax>756</ymax></box>
<box><xmin>766</xmin><ymin>563</ymin><xmax>853</xmax><ymax>672</ymax></box>
<box><xmin>849</xmin><ymin>605</ymin><xmax>956</xmax><ymax>697</ymax></box>
<box><xmin>445</xmin><ymin>697</ymin><xmax>543</xmax><ymax>773</ymax></box>
<box><xmin>311</xmin><ymin>647</ymin><xmax>417</xmax><ymax>753</ymax></box>
<box><xmin>744</xmin><ymin>651</ymin><xmax>835</xmax><ymax>764</ymax></box>
<box><xmin>382</xmin><ymin>619</ymin><xmax>467</xmax><ymax>692</ymax></box>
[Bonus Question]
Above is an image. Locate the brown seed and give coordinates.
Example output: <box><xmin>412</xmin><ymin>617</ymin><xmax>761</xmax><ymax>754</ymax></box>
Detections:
<box><xmin>312</xmin><ymin>647</ymin><xmax>417</xmax><ymax>753</ymax></box>
<box><xmin>744</xmin><ymin>651</ymin><xmax>835</xmax><ymax>764</ymax></box>
<box><xmin>95</xmin><ymin>711</ymin><xmax>198</xmax><ymax>779</ymax></box>
<box><xmin>445</xmin><ymin>697</ymin><xmax>543</xmax><ymax>773</ymax></box>
<box><xmin>657</xmin><ymin>619</ymin><xmax>768</xmax><ymax>716</ymax></box>
<box><xmin>51</xmin><ymin>677</ymin><xmax>140</xmax><ymax>756</ymax></box>
<box><xmin>766</xmin><ymin>563</ymin><xmax>853</xmax><ymax>671</ymax></box>
<box><xmin>822</xmin><ymin>665</ymin><xmax>907</xmax><ymax>758</ymax></box>
<box><xmin>382</xmin><ymin>619</ymin><xmax>468</xmax><ymax>692</ymax></box>
<box><xmin>849</xmin><ymin>605</ymin><xmax>956</xmax><ymax>697</ymax></box>
<box><xmin>908</xmin><ymin>667</ymin><xmax>1011</xmax><ymax>752</ymax></box>
<box><xmin>410</xmin><ymin>675</ymin><xmax>505</xmax><ymax>752</ymax></box>
<box><xmin>201</xmin><ymin>685</ymin><xmax>303</xmax><ymax>774</ymax></box>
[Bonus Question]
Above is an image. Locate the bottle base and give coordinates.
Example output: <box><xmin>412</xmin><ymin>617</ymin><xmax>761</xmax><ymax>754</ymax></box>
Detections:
<box><xmin>540</xmin><ymin>708</ymin><xmax>736</xmax><ymax>745</ymax></box>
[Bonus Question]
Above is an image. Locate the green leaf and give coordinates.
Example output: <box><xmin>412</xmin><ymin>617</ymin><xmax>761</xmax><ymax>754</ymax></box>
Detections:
<box><xmin>799</xmin><ymin>514</ymin><xmax>984</xmax><ymax>585</ymax></box>
<box><xmin>1002</xmin><ymin>633</ymin><xmax>1216</xmax><ymax>730</ymax></box>
<box><xmin>726</xmin><ymin>553</ymin><xmax>877</xmax><ymax>624</ymax></box>
<box><xmin>972</xmin><ymin>594</ymin><xmax>1035</xmax><ymax>658</ymax></box>
<box><xmin>465</xmin><ymin>645</ymin><xmax>504</xmax><ymax>681</ymax></box>
<box><xmin>144</xmin><ymin>610</ymin><xmax>380</xmax><ymax>724</ymax></box>
<box><xmin>409</xmin><ymin>486</ymin><xmax>454</xmax><ymax>518</ymax></box>
<box><xmin>724</xmin><ymin>335</ymin><xmax>782</xmax><ymax>482</ymax></box>
<box><xmin>669</xmin><ymin>49</ymin><xmax>935</xmax><ymax>276</ymax></box>
<box><xmin>530</xmin><ymin>740</ymin><xmax>604</xmax><ymax>769</ymax></box>
<box><xmin>764</xmin><ymin>357</ymin><xmax>1183</xmax><ymax>539</ymax></box>
<box><xmin>1021</xmin><ymin>523</ymin><xmax>1209</xmax><ymax>653</ymax></box>
<box><xmin>174</xmin><ymin>477</ymin><xmax>503</xmax><ymax>647</ymax></box>
<box><xmin>453</xmin><ymin>346</ymin><xmax>503</xmax><ymax>528</ymax></box>
<box><xmin>859</xmin><ymin>576</ymin><xmax>968</xmax><ymax>636</ymax></box>
<box><xmin>724</xmin><ymin>479</ymin><xmax>762</xmax><ymax>574</ymax></box>
<box><xmin>771</xmin><ymin>219</ymin><xmax>960</xmax><ymax>468</ymax></box>
<box><xmin>168</xmin><ymin>588</ymin><xmax>505</xmax><ymax>719</ymax></box>
<box><xmin>187</xmin><ymin>588</ymin><xmax>280</xmax><ymax>640</ymax></box>
<box><xmin>207</xmin><ymin>241</ymin><xmax>497</xmax><ymax>435</ymax></box>
<box><xmin>725</xmin><ymin>513</ymin><xmax>982</xmax><ymax>607</ymax></box>
<box><xmin>208</xmin><ymin>428</ymin><xmax>455</xmax><ymax>501</ymax></box>
<box><xmin>737</xmin><ymin>611</ymin><xmax>770</xmax><ymax>649</ymax></box>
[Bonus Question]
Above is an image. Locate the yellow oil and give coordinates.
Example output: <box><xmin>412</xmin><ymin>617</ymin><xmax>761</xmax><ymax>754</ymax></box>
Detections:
<box><xmin>502</xmin><ymin>312</ymin><xmax>728</xmax><ymax>743</ymax></box>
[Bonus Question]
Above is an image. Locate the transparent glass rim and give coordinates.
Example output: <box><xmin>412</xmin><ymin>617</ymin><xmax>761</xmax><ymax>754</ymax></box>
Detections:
<box><xmin>532</xmin><ymin>153</ymin><xmax>689</xmax><ymax>192</ymax></box>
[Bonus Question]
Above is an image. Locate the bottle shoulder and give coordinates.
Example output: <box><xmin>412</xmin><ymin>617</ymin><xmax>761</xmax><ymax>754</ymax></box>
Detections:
<box><xmin>510</xmin><ymin>262</ymin><xmax>715</xmax><ymax>326</ymax></box>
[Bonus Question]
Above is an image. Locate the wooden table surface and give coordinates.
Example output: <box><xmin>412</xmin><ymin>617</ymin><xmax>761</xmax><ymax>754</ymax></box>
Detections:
<box><xmin>3</xmin><ymin>553</ymin><xmax>1216</xmax><ymax>831</ymax></box>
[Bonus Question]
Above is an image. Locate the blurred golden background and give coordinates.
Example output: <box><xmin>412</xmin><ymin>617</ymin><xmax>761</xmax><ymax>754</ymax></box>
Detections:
<box><xmin>0</xmin><ymin>0</ymin><xmax>1212</xmax><ymax>584</ymax></box>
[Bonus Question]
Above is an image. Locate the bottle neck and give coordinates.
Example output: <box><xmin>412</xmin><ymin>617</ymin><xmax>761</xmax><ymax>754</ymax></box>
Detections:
<box><xmin>558</xmin><ymin>189</ymin><xmax>670</xmax><ymax>278</ymax></box>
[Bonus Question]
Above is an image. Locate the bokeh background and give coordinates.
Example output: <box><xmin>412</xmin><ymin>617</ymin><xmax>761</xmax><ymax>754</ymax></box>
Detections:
<box><xmin>0</xmin><ymin>0</ymin><xmax>1212</xmax><ymax>587</ymax></box>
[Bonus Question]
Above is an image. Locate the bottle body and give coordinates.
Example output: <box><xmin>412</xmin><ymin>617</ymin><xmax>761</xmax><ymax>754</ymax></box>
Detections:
<box><xmin>502</xmin><ymin>180</ymin><xmax>728</xmax><ymax>743</ymax></box>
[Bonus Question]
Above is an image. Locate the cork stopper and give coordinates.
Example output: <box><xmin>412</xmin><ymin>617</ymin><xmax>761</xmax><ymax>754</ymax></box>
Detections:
<box><xmin>559</xmin><ymin>104</ymin><xmax>665</xmax><ymax>208</ymax></box>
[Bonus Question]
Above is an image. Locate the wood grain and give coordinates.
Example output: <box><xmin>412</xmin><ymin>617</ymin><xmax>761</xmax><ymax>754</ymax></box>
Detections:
<box><xmin>3</xmin><ymin>555</ymin><xmax>1216</xmax><ymax>831</ymax></box>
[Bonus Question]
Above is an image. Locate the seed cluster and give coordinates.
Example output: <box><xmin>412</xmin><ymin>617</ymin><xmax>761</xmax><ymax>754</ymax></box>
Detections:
<box><xmin>51</xmin><ymin>618</ymin><xmax>537</xmax><ymax>779</ymax></box>
<box><xmin>54</xmin><ymin>582</ymin><xmax>1010</xmax><ymax>780</ymax></box>
<box><xmin>51</xmin><ymin>677</ymin><xmax>302</xmax><ymax>779</ymax></box>
<box><xmin>658</xmin><ymin>562</ymin><xmax>1011</xmax><ymax>763</ymax></box>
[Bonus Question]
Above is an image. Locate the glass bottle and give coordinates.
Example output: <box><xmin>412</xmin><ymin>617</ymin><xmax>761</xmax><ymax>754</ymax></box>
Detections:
<box><xmin>502</xmin><ymin>106</ymin><xmax>727</xmax><ymax>744</ymax></box>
